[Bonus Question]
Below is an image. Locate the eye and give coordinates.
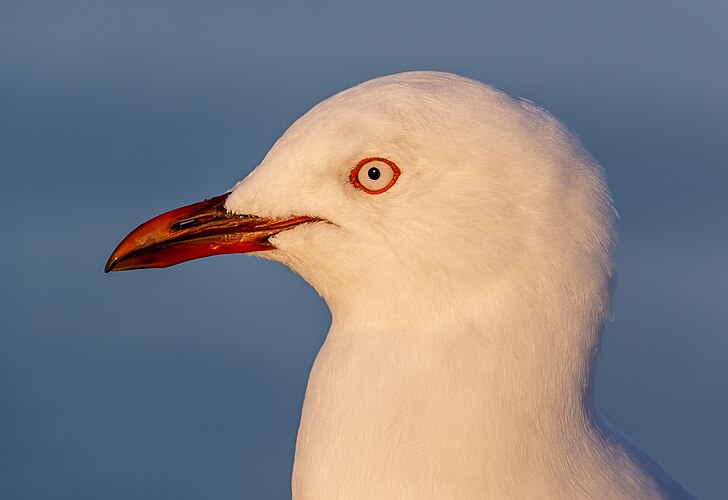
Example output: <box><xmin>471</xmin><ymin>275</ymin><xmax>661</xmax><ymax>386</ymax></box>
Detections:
<box><xmin>350</xmin><ymin>157</ymin><xmax>401</xmax><ymax>194</ymax></box>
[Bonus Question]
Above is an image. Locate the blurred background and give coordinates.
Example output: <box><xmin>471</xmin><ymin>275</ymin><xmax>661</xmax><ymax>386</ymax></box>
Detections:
<box><xmin>1</xmin><ymin>1</ymin><xmax>726</xmax><ymax>498</ymax></box>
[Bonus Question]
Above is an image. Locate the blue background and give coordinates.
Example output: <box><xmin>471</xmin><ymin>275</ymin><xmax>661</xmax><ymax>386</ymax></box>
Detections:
<box><xmin>1</xmin><ymin>1</ymin><xmax>726</xmax><ymax>498</ymax></box>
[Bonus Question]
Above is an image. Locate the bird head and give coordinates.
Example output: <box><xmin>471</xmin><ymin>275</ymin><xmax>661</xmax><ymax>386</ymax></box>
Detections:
<box><xmin>107</xmin><ymin>72</ymin><xmax>615</xmax><ymax>330</ymax></box>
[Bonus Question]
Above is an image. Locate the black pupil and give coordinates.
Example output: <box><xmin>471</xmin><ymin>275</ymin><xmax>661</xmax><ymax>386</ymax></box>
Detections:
<box><xmin>367</xmin><ymin>166</ymin><xmax>381</xmax><ymax>180</ymax></box>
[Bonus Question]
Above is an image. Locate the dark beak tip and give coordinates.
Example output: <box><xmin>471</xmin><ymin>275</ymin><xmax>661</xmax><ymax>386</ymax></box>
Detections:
<box><xmin>104</xmin><ymin>256</ymin><xmax>119</xmax><ymax>273</ymax></box>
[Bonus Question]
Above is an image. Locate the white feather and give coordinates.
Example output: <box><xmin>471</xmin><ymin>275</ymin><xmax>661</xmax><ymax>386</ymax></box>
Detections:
<box><xmin>225</xmin><ymin>72</ymin><xmax>692</xmax><ymax>499</ymax></box>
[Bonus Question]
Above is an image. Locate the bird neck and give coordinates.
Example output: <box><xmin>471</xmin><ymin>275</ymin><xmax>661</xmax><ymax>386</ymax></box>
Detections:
<box><xmin>292</xmin><ymin>292</ymin><xmax>607</xmax><ymax>498</ymax></box>
<box><xmin>325</xmin><ymin>297</ymin><xmax>600</xmax><ymax>426</ymax></box>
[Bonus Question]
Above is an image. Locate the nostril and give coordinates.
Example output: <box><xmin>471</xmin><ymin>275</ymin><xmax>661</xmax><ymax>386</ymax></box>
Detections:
<box><xmin>173</xmin><ymin>216</ymin><xmax>214</xmax><ymax>230</ymax></box>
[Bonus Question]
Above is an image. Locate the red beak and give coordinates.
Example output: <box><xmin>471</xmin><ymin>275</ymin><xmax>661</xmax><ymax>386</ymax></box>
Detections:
<box><xmin>105</xmin><ymin>193</ymin><xmax>317</xmax><ymax>272</ymax></box>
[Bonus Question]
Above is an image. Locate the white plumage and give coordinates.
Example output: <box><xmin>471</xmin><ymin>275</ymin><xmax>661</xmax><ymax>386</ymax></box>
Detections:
<box><xmin>225</xmin><ymin>72</ymin><xmax>691</xmax><ymax>499</ymax></box>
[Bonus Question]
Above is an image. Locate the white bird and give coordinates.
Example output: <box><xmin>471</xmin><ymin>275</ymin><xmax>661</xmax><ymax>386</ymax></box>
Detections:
<box><xmin>106</xmin><ymin>72</ymin><xmax>693</xmax><ymax>499</ymax></box>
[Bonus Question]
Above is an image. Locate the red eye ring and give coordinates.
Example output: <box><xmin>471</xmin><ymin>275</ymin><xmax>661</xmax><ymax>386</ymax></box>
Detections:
<box><xmin>350</xmin><ymin>157</ymin><xmax>401</xmax><ymax>194</ymax></box>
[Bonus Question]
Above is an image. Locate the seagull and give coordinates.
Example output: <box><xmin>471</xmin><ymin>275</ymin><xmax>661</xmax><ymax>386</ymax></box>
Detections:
<box><xmin>106</xmin><ymin>72</ymin><xmax>693</xmax><ymax>499</ymax></box>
